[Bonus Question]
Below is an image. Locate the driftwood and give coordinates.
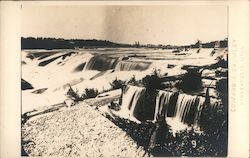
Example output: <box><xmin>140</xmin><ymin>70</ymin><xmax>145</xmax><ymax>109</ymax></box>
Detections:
<box><xmin>22</xmin><ymin>103</ymin><xmax>65</xmax><ymax>124</ymax></box>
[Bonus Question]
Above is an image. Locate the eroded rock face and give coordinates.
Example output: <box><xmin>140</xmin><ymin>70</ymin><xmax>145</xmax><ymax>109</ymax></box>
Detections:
<box><xmin>22</xmin><ymin>102</ymin><xmax>148</xmax><ymax>157</ymax></box>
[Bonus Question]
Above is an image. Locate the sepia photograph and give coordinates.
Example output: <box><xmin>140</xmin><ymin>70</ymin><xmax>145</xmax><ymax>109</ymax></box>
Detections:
<box><xmin>20</xmin><ymin>4</ymin><xmax>229</xmax><ymax>157</ymax></box>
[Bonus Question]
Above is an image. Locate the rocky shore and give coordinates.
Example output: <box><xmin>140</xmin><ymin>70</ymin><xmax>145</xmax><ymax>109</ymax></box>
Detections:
<box><xmin>22</xmin><ymin>100</ymin><xmax>149</xmax><ymax>157</ymax></box>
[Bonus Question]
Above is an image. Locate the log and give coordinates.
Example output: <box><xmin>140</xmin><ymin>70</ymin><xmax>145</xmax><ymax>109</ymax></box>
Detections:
<box><xmin>23</xmin><ymin>103</ymin><xmax>66</xmax><ymax>119</ymax></box>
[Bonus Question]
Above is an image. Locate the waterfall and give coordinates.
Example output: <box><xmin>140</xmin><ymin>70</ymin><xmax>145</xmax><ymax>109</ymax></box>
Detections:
<box><xmin>85</xmin><ymin>55</ymin><xmax>120</xmax><ymax>71</ymax></box>
<box><xmin>154</xmin><ymin>90</ymin><xmax>205</xmax><ymax>125</ymax></box>
<box><xmin>115</xmin><ymin>61</ymin><xmax>152</xmax><ymax>71</ymax></box>
<box><xmin>118</xmin><ymin>86</ymin><xmax>208</xmax><ymax>127</ymax></box>
<box><xmin>153</xmin><ymin>90</ymin><xmax>172</xmax><ymax>122</ymax></box>
<box><xmin>175</xmin><ymin>94</ymin><xmax>195</xmax><ymax>123</ymax></box>
<box><xmin>120</xmin><ymin>86</ymin><xmax>146</xmax><ymax>122</ymax></box>
<box><xmin>174</xmin><ymin>94</ymin><xmax>204</xmax><ymax>125</ymax></box>
<box><xmin>84</xmin><ymin>55</ymin><xmax>151</xmax><ymax>71</ymax></box>
<box><xmin>166</xmin><ymin>92</ymin><xmax>179</xmax><ymax>117</ymax></box>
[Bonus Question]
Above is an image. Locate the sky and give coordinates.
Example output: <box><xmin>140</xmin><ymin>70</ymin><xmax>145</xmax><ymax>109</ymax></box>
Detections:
<box><xmin>21</xmin><ymin>5</ymin><xmax>228</xmax><ymax>45</ymax></box>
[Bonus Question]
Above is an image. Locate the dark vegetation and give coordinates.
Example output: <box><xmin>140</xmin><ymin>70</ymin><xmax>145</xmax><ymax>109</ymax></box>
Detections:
<box><xmin>176</xmin><ymin>68</ymin><xmax>203</xmax><ymax>93</ymax></box>
<box><xmin>106</xmin><ymin>105</ymin><xmax>227</xmax><ymax>157</ymax></box>
<box><xmin>142</xmin><ymin>70</ymin><xmax>164</xmax><ymax>90</ymax></box>
<box><xmin>110</xmin><ymin>78</ymin><xmax>125</xmax><ymax>90</ymax></box>
<box><xmin>199</xmin><ymin>82</ymin><xmax>228</xmax><ymax>156</ymax></box>
<box><xmin>66</xmin><ymin>86</ymin><xmax>82</xmax><ymax>102</ymax></box>
<box><xmin>82</xmin><ymin>88</ymin><xmax>99</xmax><ymax>99</ymax></box>
<box><xmin>66</xmin><ymin>85</ymin><xmax>99</xmax><ymax>102</ymax></box>
<box><xmin>22</xmin><ymin>37</ymin><xmax>130</xmax><ymax>49</ymax></box>
<box><xmin>141</xmin><ymin>70</ymin><xmax>165</xmax><ymax>121</ymax></box>
<box><xmin>216</xmin><ymin>78</ymin><xmax>228</xmax><ymax>93</ymax></box>
<box><xmin>21</xmin><ymin>37</ymin><xmax>227</xmax><ymax>50</ymax></box>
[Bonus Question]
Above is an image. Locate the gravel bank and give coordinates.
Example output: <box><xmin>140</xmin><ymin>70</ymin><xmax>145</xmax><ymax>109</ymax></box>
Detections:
<box><xmin>22</xmin><ymin>101</ymin><xmax>149</xmax><ymax>157</ymax></box>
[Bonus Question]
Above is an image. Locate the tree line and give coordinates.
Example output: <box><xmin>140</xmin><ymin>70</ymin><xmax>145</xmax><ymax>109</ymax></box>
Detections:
<box><xmin>21</xmin><ymin>37</ymin><xmax>228</xmax><ymax>50</ymax></box>
<box><xmin>21</xmin><ymin>37</ymin><xmax>131</xmax><ymax>49</ymax></box>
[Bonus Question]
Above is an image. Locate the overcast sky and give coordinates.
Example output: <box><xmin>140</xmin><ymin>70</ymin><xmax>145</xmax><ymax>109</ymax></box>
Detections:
<box><xmin>21</xmin><ymin>5</ymin><xmax>227</xmax><ymax>45</ymax></box>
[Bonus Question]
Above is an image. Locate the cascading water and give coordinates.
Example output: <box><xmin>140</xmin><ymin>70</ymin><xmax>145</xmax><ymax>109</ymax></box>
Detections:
<box><xmin>166</xmin><ymin>92</ymin><xmax>179</xmax><ymax>117</ymax></box>
<box><xmin>153</xmin><ymin>90</ymin><xmax>205</xmax><ymax>126</ymax></box>
<box><xmin>153</xmin><ymin>90</ymin><xmax>172</xmax><ymax>122</ymax></box>
<box><xmin>84</xmin><ymin>55</ymin><xmax>120</xmax><ymax>71</ymax></box>
<box><xmin>119</xmin><ymin>86</ymin><xmax>207</xmax><ymax>127</ymax></box>
<box><xmin>115</xmin><ymin>61</ymin><xmax>152</xmax><ymax>71</ymax></box>
<box><xmin>119</xmin><ymin>86</ymin><xmax>146</xmax><ymax>122</ymax></box>
<box><xmin>174</xmin><ymin>94</ymin><xmax>204</xmax><ymax>125</ymax></box>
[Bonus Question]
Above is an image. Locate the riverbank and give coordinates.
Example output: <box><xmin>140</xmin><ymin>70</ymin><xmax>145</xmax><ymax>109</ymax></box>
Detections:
<box><xmin>22</xmin><ymin>98</ymin><xmax>149</xmax><ymax>157</ymax></box>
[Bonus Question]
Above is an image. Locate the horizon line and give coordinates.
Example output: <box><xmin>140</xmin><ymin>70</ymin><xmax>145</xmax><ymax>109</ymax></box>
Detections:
<box><xmin>21</xmin><ymin>36</ymin><xmax>228</xmax><ymax>47</ymax></box>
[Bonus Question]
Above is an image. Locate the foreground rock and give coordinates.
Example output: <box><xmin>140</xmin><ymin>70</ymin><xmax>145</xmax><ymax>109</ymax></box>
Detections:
<box><xmin>22</xmin><ymin>102</ymin><xmax>148</xmax><ymax>157</ymax></box>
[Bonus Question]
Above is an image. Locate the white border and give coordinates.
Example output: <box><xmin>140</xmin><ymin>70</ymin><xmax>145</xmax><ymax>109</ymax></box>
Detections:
<box><xmin>0</xmin><ymin>1</ymin><xmax>249</xmax><ymax>157</ymax></box>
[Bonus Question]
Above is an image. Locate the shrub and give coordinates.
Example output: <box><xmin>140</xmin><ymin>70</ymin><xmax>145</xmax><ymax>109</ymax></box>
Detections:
<box><xmin>142</xmin><ymin>69</ymin><xmax>163</xmax><ymax>90</ymax></box>
<box><xmin>199</xmin><ymin>103</ymin><xmax>228</xmax><ymax>156</ymax></box>
<box><xmin>216</xmin><ymin>78</ymin><xmax>228</xmax><ymax>94</ymax></box>
<box><xmin>127</xmin><ymin>75</ymin><xmax>140</xmax><ymax>86</ymax></box>
<box><xmin>199</xmin><ymin>85</ymin><xmax>228</xmax><ymax>156</ymax></box>
<box><xmin>177</xmin><ymin>68</ymin><xmax>202</xmax><ymax>93</ymax></box>
<box><xmin>110</xmin><ymin>78</ymin><xmax>125</xmax><ymax>90</ymax></box>
<box><xmin>216</xmin><ymin>78</ymin><xmax>228</xmax><ymax>114</ymax></box>
<box><xmin>148</xmin><ymin>119</ymin><xmax>171</xmax><ymax>153</ymax></box>
<box><xmin>66</xmin><ymin>85</ymin><xmax>82</xmax><ymax>102</ymax></box>
<box><xmin>140</xmin><ymin>69</ymin><xmax>164</xmax><ymax>121</ymax></box>
<box><xmin>66</xmin><ymin>86</ymin><xmax>99</xmax><ymax>104</ymax></box>
<box><xmin>150</xmin><ymin>125</ymin><xmax>227</xmax><ymax>156</ymax></box>
<box><xmin>173</xmin><ymin>128</ymin><xmax>213</xmax><ymax>156</ymax></box>
<box><xmin>82</xmin><ymin>88</ymin><xmax>99</xmax><ymax>99</ymax></box>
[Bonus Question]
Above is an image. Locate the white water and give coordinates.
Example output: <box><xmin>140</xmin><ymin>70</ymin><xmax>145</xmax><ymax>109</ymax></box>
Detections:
<box><xmin>153</xmin><ymin>90</ymin><xmax>172</xmax><ymax>122</ymax></box>
<box><xmin>112</xmin><ymin>86</ymin><xmax>146</xmax><ymax>123</ymax></box>
<box><xmin>113</xmin><ymin>86</ymin><xmax>209</xmax><ymax>134</ymax></box>
<box><xmin>22</xmin><ymin>48</ymin><xmax>226</xmax><ymax>114</ymax></box>
<box><xmin>115</xmin><ymin>61</ymin><xmax>152</xmax><ymax>71</ymax></box>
